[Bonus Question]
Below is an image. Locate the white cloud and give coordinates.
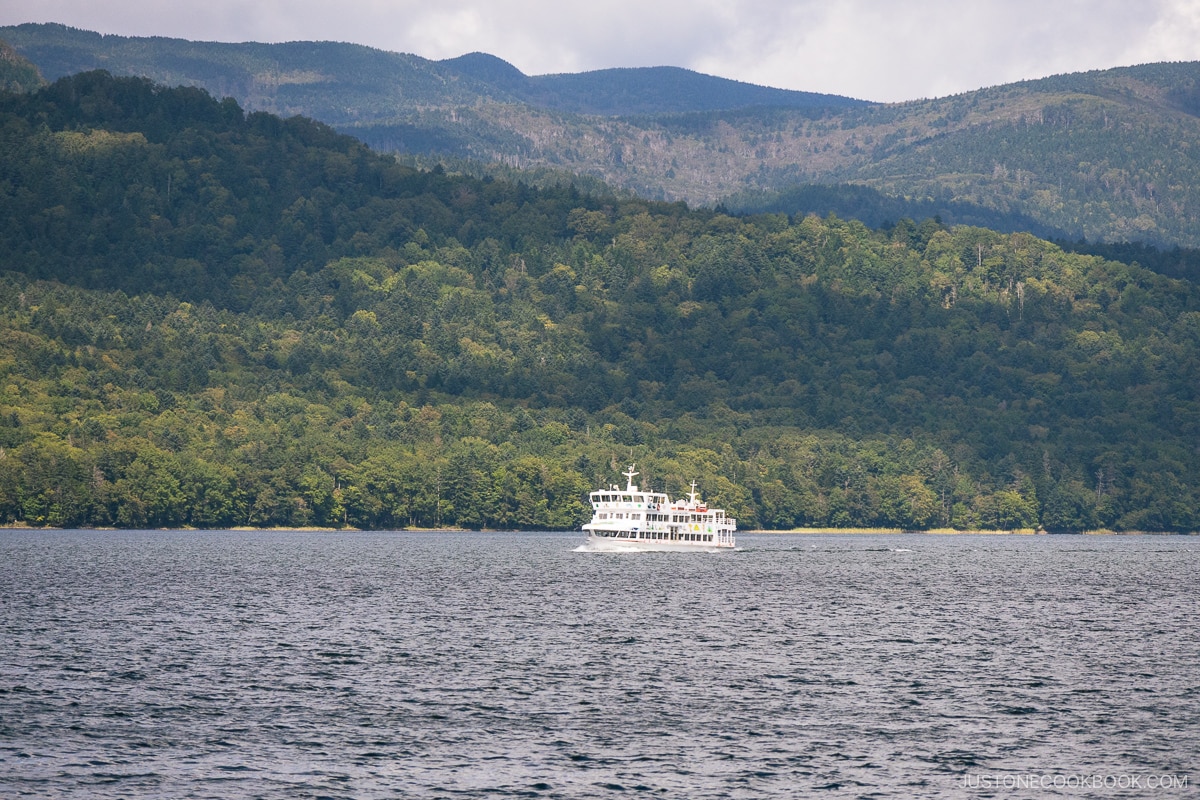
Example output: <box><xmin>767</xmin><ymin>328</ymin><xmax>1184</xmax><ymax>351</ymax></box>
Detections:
<box><xmin>405</xmin><ymin>7</ymin><xmax>487</xmax><ymax>60</ymax></box>
<box><xmin>1124</xmin><ymin>0</ymin><xmax>1200</xmax><ymax>64</ymax></box>
<box><xmin>690</xmin><ymin>0</ymin><xmax>1176</xmax><ymax>101</ymax></box>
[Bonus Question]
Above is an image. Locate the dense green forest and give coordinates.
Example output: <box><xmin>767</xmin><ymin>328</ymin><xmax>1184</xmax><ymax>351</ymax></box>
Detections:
<box><xmin>2</xmin><ymin>72</ymin><xmax>1199</xmax><ymax>531</ymax></box>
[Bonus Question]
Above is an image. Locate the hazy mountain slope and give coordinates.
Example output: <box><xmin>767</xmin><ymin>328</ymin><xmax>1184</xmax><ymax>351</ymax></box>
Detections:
<box><xmin>0</xmin><ymin>40</ymin><xmax>44</xmax><ymax>92</ymax></box>
<box><xmin>825</xmin><ymin>64</ymin><xmax>1200</xmax><ymax>245</ymax></box>
<box><xmin>7</xmin><ymin>24</ymin><xmax>1200</xmax><ymax>246</ymax></box>
<box><xmin>0</xmin><ymin>23</ymin><xmax>498</xmax><ymax>122</ymax></box>
<box><xmin>442</xmin><ymin>52</ymin><xmax>865</xmax><ymax>115</ymax></box>
<box><xmin>0</xmin><ymin>23</ymin><xmax>859</xmax><ymax>117</ymax></box>
<box><xmin>379</xmin><ymin>65</ymin><xmax>1200</xmax><ymax>247</ymax></box>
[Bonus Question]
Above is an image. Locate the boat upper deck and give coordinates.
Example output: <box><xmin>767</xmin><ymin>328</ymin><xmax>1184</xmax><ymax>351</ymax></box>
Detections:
<box><xmin>586</xmin><ymin>467</ymin><xmax>734</xmax><ymax>524</ymax></box>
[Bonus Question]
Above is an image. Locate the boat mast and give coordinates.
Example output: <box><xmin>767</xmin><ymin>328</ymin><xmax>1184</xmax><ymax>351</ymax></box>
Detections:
<box><xmin>623</xmin><ymin>464</ymin><xmax>639</xmax><ymax>491</ymax></box>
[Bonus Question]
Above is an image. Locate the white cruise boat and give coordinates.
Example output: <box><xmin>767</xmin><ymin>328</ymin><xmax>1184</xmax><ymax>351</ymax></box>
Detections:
<box><xmin>581</xmin><ymin>466</ymin><xmax>736</xmax><ymax>551</ymax></box>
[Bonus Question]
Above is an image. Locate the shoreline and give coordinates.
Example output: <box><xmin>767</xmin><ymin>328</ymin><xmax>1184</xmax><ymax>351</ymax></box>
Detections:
<box><xmin>1</xmin><ymin>523</ymin><xmax>1195</xmax><ymax>535</ymax></box>
<box><xmin>746</xmin><ymin>528</ymin><xmax>1195</xmax><ymax>536</ymax></box>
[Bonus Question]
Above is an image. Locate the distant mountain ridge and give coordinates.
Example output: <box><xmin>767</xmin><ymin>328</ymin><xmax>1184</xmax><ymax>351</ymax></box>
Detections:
<box><xmin>441</xmin><ymin>52</ymin><xmax>866</xmax><ymax>116</ymax></box>
<box><xmin>6</xmin><ymin>23</ymin><xmax>1200</xmax><ymax>247</ymax></box>
<box><xmin>0</xmin><ymin>23</ymin><xmax>864</xmax><ymax>117</ymax></box>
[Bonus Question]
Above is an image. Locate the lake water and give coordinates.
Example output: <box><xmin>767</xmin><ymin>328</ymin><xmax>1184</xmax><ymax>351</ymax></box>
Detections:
<box><xmin>0</xmin><ymin>530</ymin><xmax>1196</xmax><ymax>798</ymax></box>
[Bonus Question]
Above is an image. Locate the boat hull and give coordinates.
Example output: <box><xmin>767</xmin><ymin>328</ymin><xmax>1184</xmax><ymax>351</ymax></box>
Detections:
<box><xmin>580</xmin><ymin>532</ymin><xmax>735</xmax><ymax>552</ymax></box>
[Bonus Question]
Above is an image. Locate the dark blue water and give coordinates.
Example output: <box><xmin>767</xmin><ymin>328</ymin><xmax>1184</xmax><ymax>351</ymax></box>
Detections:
<box><xmin>0</xmin><ymin>530</ymin><xmax>1196</xmax><ymax>798</ymax></box>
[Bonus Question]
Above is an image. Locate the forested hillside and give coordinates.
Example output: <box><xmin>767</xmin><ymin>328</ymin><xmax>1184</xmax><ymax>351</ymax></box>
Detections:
<box><xmin>0</xmin><ymin>40</ymin><xmax>43</xmax><ymax>93</ymax></box>
<box><xmin>7</xmin><ymin>24</ymin><xmax>1200</xmax><ymax>248</ymax></box>
<box><xmin>2</xmin><ymin>72</ymin><xmax>1199</xmax><ymax>531</ymax></box>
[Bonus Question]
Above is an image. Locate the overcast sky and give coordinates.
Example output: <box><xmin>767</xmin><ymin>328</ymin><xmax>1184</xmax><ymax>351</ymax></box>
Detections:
<box><xmin>4</xmin><ymin>0</ymin><xmax>1200</xmax><ymax>102</ymax></box>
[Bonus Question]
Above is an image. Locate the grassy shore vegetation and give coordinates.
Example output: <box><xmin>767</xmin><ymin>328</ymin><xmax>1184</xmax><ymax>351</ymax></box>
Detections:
<box><xmin>1</xmin><ymin>72</ymin><xmax>1198</xmax><ymax>532</ymax></box>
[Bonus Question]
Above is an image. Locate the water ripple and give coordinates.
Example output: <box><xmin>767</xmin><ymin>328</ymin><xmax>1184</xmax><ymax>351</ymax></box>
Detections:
<box><xmin>1</xmin><ymin>530</ymin><xmax>1197</xmax><ymax>798</ymax></box>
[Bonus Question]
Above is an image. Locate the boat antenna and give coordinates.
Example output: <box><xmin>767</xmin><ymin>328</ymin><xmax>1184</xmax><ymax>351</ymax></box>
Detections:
<box><xmin>623</xmin><ymin>464</ymin><xmax>639</xmax><ymax>490</ymax></box>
